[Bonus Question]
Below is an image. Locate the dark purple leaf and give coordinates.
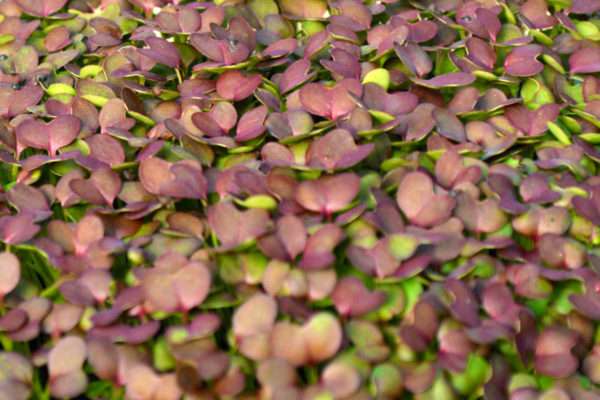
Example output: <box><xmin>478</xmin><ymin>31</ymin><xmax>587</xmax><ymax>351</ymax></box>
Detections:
<box><xmin>216</xmin><ymin>71</ymin><xmax>262</xmax><ymax>101</ymax></box>
<box><xmin>295</xmin><ymin>173</ymin><xmax>360</xmax><ymax>215</ymax></box>
<box><xmin>16</xmin><ymin>115</ymin><xmax>80</xmax><ymax>156</ymax></box>
<box><xmin>504</xmin><ymin>45</ymin><xmax>544</xmax><ymax>77</ymax></box>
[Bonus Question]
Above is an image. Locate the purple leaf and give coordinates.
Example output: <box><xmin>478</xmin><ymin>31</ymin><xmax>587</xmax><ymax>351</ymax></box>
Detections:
<box><xmin>216</xmin><ymin>71</ymin><xmax>262</xmax><ymax>101</ymax></box>
<box><xmin>70</xmin><ymin>167</ymin><xmax>122</xmax><ymax>207</ymax></box>
<box><xmin>569</xmin><ymin>47</ymin><xmax>600</xmax><ymax>74</ymax></box>
<box><xmin>299</xmin><ymin>80</ymin><xmax>362</xmax><ymax>120</ymax></box>
<box><xmin>236</xmin><ymin>105</ymin><xmax>268</xmax><ymax>142</ymax></box>
<box><xmin>394</xmin><ymin>43</ymin><xmax>432</xmax><ymax>77</ymax></box>
<box><xmin>208</xmin><ymin>201</ymin><xmax>270</xmax><ymax>249</ymax></box>
<box><xmin>0</xmin><ymin>214</ymin><xmax>40</xmax><ymax>245</ymax></box>
<box><xmin>504</xmin><ymin>45</ymin><xmax>544</xmax><ymax>77</ymax></box>
<box><xmin>0</xmin><ymin>252</ymin><xmax>20</xmax><ymax>298</ymax></box>
<box><xmin>295</xmin><ymin>173</ymin><xmax>361</xmax><ymax>215</ymax></box>
<box><xmin>16</xmin><ymin>115</ymin><xmax>80</xmax><ymax>156</ymax></box>
<box><xmin>466</xmin><ymin>37</ymin><xmax>496</xmax><ymax>70</ymax></box>
<box><xmin>139</xmin><ymin>157</ymin><xmax>207</xmax><ymax>199</ymax></box>
<box><xmin>299</xmin><ymin>224</ymin><xmax>344</xmax><ymax>270</ymax></box>
<box><xmin>276</xmin><ymin>215</ymin><xmax>307</xmax><ymax>261</ymax></box>
<box><xmin>396</xmin><ymin>171</ymin><xmax>455</xmax><ymax>228</ymax></box>
<box><xmin>332</xmin><ymin>276</ymin><xmax>386</xmax><ymax>317</ymax></box>
<box><xmin>412</xmin><ymin>72</ymin><xmax>475</xmax><ymax>88</ymax></box>
<box><xmin>535</xmin><ymin>327</ymin><xmax>578</xmax><ymax>378</ymax></box>
<box><xmin>306</xmin><ymin>129</ymin><xmax>374</xmax><ymax>170</ymax></box>
<box><xmin>48</xmin><ymin>335</ymin><xmax>87</xmax><ymax>377</ymax></box>
<box><xmin>433</xmin><ymin>109</ymin><xmax>466</xmax><ymax>142</ymax></box>
<box><xmin>15</xmin><ymin>0</ymin><xmax>67</xmax><ymax>17</ymax></box>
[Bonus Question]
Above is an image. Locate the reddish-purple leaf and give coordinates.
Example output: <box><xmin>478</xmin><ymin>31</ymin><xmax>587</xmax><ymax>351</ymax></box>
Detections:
<box><xmin>233</xmin><ymin>293</ymin><xmax>277</xmax><ymax>337</ymax></box>
<box><xmin>535</xmin><ymin>327</ymin><xmax>578</xmax><ymax>378</ymax></box>
<box><xmin>0</xmin><ymin>214</ymin><xmax>40</xmax><ymax>245</ymax></box>
<box><xmin>48</xmin><ymin>335</ymin><xmax>87</xmax><ymax>377</ymax></box>
<box><xmin>570</xmin><ymin>47</ymin><xmax>600</xmax><ymax>74</ymax></box>
<box><xmin>276</xmin><ymin>215</ymin><xmax>307</xmax><ymax>261</ymax></box>
<box><xmin>396</xmin><ymin>171</ymin><xmax>455</xmax><ymax>228</ymax></box>
<box><xmin>173</xmin><ymin>261</ymin><xmax>211</xmax><ymax>311</ymax></box>
<box><xmin>236</xmin><ymin>105</ymin><xmax>268</xmax><ymax>142</ymax></box>
<box><xmin>394</xmin><ymin>43</ymin><xmax>432</xmax><ymax>77</ymax></box>
<box><xmin>504</xmin><ymin>45</ymin><xmax>544</xmax><ymax>77</ymax></box>
<box><xmin>295</xmin><ymin>173</ymin><xmax>360</xmax><ymax>215</ymax></box>
<box><xmin>208</xmin><ymin>201</ymin><xmax>270</xmax><ymax>249</ymax></box>
<box><xmin>433</xmin><ymin>108</ymin><xmax>466</xmax><ymax>142</ymax></box>
<box><xmin>0</xmin><ymin>252</ymin><xmax>20</xmax><ymax>298</ymax></box>
<box><xmin>70</xmin><ymin>167</ymin><xmax>122</xmax><ymax>206</ymax></box>
<box><xmin>520</xmin><ymin>0</ymin><xmax>556</xmax><ymax>29</ymax></box>
<box><xmin>15</xmin><ymin>0</ymin><xmax>68</xmax><ymax>16</ymax></box>
<box><xmin>466</xmin><ymin>37</ymin><xmax>496</xmax><ymax>70</ymax></box>
<box><xmin>306</xmin><ymin>129</ymin><xmax>374</xmax><ymax>170</ymax></box>
<box><xmin>216</xmin><ymin>71</ymin><xmax>262</xmax><ymax>101</ymax></box>
<box><xmin>139</xmin><ymin>37</ymin><xmax>180</xmax><ymax>68</ymax></box>
<box><xmin>139</xmin><ymin>157</ymin><xmax>207</xmax><ymax>199</ymax></box>
<box><xmin>279</xmin><ymin>59</ymin><xmax>313</xmax><ymax>94</ymax></box>
<box><xmin>299</xmin><ymin>80</ymin><xmax>361</xmax><ymax>120</ymax></box>
<box><xmin>49</xmin><ymin>369</ymin><xmax>87</xmax><ymax>399</ymax></box>
<box><xmin>16</xmin><ymin>115</ymin><xmax>80</xmax><ymax>156</ymax></box>
<box><xmin>44</xmin><ymin>26</ymin><xmax>70</xmax><ymax>52</ymax></box>
<box><xmin>413</xmin><ymin>72</ymin><xmax>475</xmax><ymax>88</ymax></box>
<box><xmin>299</xmin><ymin>224</ymin><xmax>344</xmax><ymax>270</ymax></box>
<box><xmin>332</xmin><ymin>277</ymin><xmax>386</xmax><ymax>317</ymax></box>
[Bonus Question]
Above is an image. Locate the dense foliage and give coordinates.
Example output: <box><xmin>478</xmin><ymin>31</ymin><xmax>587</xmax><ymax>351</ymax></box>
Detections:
<box><xmin>1</xmin><ymin>0</ymin><xmax>600</xmax><ymax>399</ymax></box>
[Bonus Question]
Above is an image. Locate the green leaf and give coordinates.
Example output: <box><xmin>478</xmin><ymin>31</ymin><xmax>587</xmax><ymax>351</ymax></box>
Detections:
<box><xmin>153</xmin><ymin>337</ymin><xmax>176</xmax><ymax>372</ymax></box>
<box><xmin>541</xmin><ymin>54</ymin><xmax>565</xmax><ymax>74</ymax></box>
<box><xmin>576</xmin><ymin>21</ymin><xmax>600</xmax><ymax>40</ymax></box>
<box><xmin>0</xmin><ymin>34</ymin><xmax>15</xmax><ymax>46</ymax></box>
<box><xmin>81</xmin><ymin>94</ymin><xmax>109</xmax><ymax>107</ymax></box>
<box><xmin>301</xmin><ymin>21</ymin><xmax>326</xmax><ymax>35</ymax></box>
<box><xmin>127</xmin><ymin>110</ymin><xmax>155</xmax><ymax>126</ymax></box>
<box><xmin>451</xmin><ymin>354</ymin><xmax>491</xmax><ymax>395</ymax></box>
<box><xmin>547</xmin><ymin>121</ymin><xmax>571</xmax><ymax>144</ymax></box>
<box><xmin>239</xmin><ymin>251</ymin><xmax>268</xmax><ymax>284</ymax></box>
<box><xmin>373</xmin><ymin>285</ymin><xmax>404</xmax><ymax>321</ymax></box>
<box><xmin>234</xmin><ymin>194</ymin><xmax>278</xmax><ymax>210</ymax></box>
<box><xmin>368</xmin><ymin>109</ymin><xmax>395</xmax><ymax>124</ymax></box>
<box><xmin>370</xmin><ymin>364</ymin><xmax>403</xmax><ymax>397</ymax></box>
<box><xmin>79</xmin><ymin>65</ymin><xmax>103</xmax><ymax>79</ymax></box>
<box><xmin>420</xmin><ymin>376</ymin><xmax>456</xmax><ymax>400</ymax></box>
<box><xmin>551</xmin><ymin>281</ymin><xmax>583</xmax><ymax>315</ymax></box>
<box><xmin>399</xmin><ymin>277</ymin><xmax>423</xmax><ymax>315</ymax></box>
<box><xmin>560</xmin><ymin>115</ymin><xmax>581</xmax><ymax>133</ymax></box>
<box><xmin>509</xmin><ymin>374</ymin><xmax>538</xmax><ymax>392</ymax></box>
<box><xmin>388</xmin><ymin>234</ymin><xmax>419</xmax><ymax>261</ymax></box>
<box><xmin>473</xmin><ymin>70</ymin><xmax>497</xmax><ymax>80</ymax></box>
<box><xmin>521</xmin><ymin>78</ymin><xmax>554</xmax><ymax>109</ymax></box>
<box><xmin>248</xmin><ymin>0</ymin><xmax>279</xmax><ymax>23</ymax></box>
<box><xmin>85</xmin><ymin>380</ymin><xmax>115</xmax><ymax>399</ymax></box>
<box><xmin>362</xmin><ymin>68</ymin><xmax>390</xmax><ymax>90</ymax></box>
<box><xmin>579</xmin><ymin>132</ymin><xmax>600</xmax><ymax>143</ymax></box>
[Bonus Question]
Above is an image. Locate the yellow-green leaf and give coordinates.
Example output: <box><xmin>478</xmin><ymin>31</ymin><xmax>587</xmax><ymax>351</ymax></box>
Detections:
<box><xmin>47</xmin><ymin>83</ymin><xmax>76</xmax><ymax>97</ymax></box>
<box><xmin>235</xmin><ymin>194</ymin><xmax>278</xmax><ymax>210</ymax></box>
<box><xmin>0</xmin><ymin>34</ymin><xmax>14</xmax><ymax>46</ymax></box>
<box><xmin>362</xmin><ymin>68</ymin><xmax>390</xmax><ymax>90</ymax></box>
<box><xmin>547</xmin><ymin>121</ymin><xmax>571</xmax><ymax>144</ymax></box>
<box><xmin>79</xmin><ymin>65</ymin><xmax>103</xmax><ymax>79</ymax></box>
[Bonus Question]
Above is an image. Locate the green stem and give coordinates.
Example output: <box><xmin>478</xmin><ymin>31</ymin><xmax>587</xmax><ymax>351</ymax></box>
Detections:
<box><xmin>0</xmin><ymin>334</ymin><xmax>13</xmax><ymax>351</ymax></box>
<box><xmin>40</xmin><ymin>277</ymin><xmax>67</xmax><ymax>298</ymax></box>
<box><xmin>111</xmin><ymin>386</ymin><xmax>125</xmax><ymax>400</ymax></box>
